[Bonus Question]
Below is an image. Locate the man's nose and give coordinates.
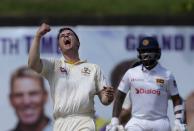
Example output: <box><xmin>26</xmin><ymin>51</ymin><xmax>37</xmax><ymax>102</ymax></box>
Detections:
<box><xmin>142</xmin><ymin>55</ymin><xmax>149</xmax><ymax>59</ymax></box>
<box><xmin>23</xmin><ymin>95</ymin><xmax>31</xmax><ymax>105</ymax></box>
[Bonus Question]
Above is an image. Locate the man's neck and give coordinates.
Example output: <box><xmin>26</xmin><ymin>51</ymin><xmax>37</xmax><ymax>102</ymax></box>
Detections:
<box><xmin>17</xmin><ymin>116</ymin><xmax>49</xmax><ymax>131</ymax></box>
<box><xmin>143</xmin><ymin>61</ymin><xmax>158</xmax><ymax>71</ymax></box>
<box><xmin>63</xmin><ymin>52</ymin><xmax>80</xmax><ymax>64</ymax></box>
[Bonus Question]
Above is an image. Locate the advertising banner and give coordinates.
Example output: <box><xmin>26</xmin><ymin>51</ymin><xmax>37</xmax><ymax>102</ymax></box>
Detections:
<box><xmin>0</xmin><ymin>26</ymin><xmax>194</xmax><ymax>130</ymax></box>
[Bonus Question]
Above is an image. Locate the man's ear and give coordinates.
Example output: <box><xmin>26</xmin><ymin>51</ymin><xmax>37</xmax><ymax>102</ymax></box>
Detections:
<box><xmin>9</xmin><ymin>94</ymin><xmax>14</xmax><ymax>107</ymax></box>
<box><xmin>76</xmin><ymin>41</ymin><xmax>80</xmax><ymax>49</ymax></box>
<box><xmin>43</xmin><ymin>90</ymin><xmax>48</xmax><ymax>104</ymax></box>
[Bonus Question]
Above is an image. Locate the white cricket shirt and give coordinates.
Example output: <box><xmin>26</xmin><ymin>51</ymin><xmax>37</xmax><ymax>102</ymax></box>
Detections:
<box><xmin>118</xmin><ymin>64</ymin><xmax>179</xmax><ymax>120</ymax></box>
<box><xmin>41</xmin><ymin>57</ymin><xmax>107</xmax><ymax>119</ymax></box>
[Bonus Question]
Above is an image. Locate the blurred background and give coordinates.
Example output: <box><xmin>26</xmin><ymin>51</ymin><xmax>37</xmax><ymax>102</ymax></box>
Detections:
<box><xmin>0</xmin><ymin>0</ymin><xmax>194</xmax><ymax>130</ymax></box>
<box><xmin>0</xmin><ymin>0</ymin><xmax>194</xmax><ymax>25</ymax></box>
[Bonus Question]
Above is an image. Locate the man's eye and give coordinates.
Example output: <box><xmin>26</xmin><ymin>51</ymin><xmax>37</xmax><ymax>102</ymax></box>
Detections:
<box><xmin>12</xmin><ymin>93</ymin><xmax>23</xmax><ymax>98</ymax></box>
<box><xmin>29</xmin><ymin>91</ymin><xmax>40</xmax><ymax>96</ymax></box>
<box><xmin>60</xmin><ymin>34</ymin><xmax>65</xmax><ymax>38</ymax></box>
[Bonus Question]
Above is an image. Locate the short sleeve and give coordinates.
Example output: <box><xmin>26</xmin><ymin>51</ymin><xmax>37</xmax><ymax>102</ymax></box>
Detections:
<box><xmin>118</xmin><ymin>70</ymin><xmax>131</xmax><ymax>94</ymax></box>
<box><xmin>40</xmin><ymin>58</ymin><xmax>55</xmax><ymax>81</ymax></box>
<box><xmin>95</xmin><ymin>65</ymin><xmax>108</xmax><ymax>93</ymax></box>
<box><xmin>168</xmin><ymin>74</ymin><xmax>179</xmax><ymax>96</ymax></box>
<box><xmin>122</xmin><ymin>91</ymin><xmax>131</xmax><ymax>109</ymax></box>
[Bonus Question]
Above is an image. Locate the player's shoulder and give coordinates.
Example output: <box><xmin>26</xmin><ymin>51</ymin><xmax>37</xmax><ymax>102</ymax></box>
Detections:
<box><xmin>157</xmin><ymin>64</ymin><xmax>174</xmax><ymax>78</ymax></box>
<box><xmin>41</xmin><ymin>57</ymin><xmax>56</xmax><ymax>61</ymax></box>
<box><xmin>51</xmin><ymin>57</ymin><xmax>62</xmax><ymax>66</ymax></box>
<box><xmin>54</xmin><ymin>57</ymin><xmax>61</xmax><ymax>63</ymax></box>
<box><xmin>130</xmin><ymin>64</ymin><xmax>142</xmax><ymax>71</ymax></box>
<box><xmin>81</xmin><ymin>61</ymin><xmax>97</xmax><ymax>67</ymax></box>
<box><xmin>41</xmin><ymin>57</ymin><xmax>58</xmax><ymax>65</ymax></box>
<box><xmin>80</xmin><ymin>61</ymin><xmax>102</xmax><ymax>71</ymax></box>
<box><xmin>125</xmin><ymin>64</ymin><xmax>142</xmax><ymax>75</ymax></box>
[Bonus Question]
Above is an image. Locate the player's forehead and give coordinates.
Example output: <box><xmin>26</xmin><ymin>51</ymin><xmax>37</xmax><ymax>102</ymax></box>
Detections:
<box><xmin>12</xmin><ymin>77</ymin><xmax>42</xmax><ymax>92</ymax></box>
<box><xmin>60</xmin><ymin>29</ymin><xmax>74</xmax><ymax>35</ymax></box>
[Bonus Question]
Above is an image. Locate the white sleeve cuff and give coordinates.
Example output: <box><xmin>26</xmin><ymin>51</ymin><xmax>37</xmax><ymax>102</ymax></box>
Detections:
<box><xmin>111</xmin><ymin>117</ymin><xmax>119</xmax><ymax>125</ymax></box>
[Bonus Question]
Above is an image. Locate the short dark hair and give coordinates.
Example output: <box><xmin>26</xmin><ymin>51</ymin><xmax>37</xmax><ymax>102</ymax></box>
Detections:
<box><xmin>10</xmin><ymin>66</ymin><xmax>45</xmax><ymax>92</ymax></box>
<box><xmin>57</xmin><ymin>27</ymin><xmax>80</xmax><ymax>43</ymax></box>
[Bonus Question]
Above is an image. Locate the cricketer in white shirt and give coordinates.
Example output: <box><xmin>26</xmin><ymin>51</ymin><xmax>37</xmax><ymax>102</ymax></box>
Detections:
<box><xmin>119</xmin><ymin>63</ymin><xmax>178</xmax><ymax>130</ymax></box>
<box><xmin>41</xmin><ymin>57</ymin><xmax>110</xmax><ymax>130</ymax></box>
<box><xmin>107</xmin><ymin>36</ymin><xmax>186</xmax><ymax>131</ymax></box>
<box><xmin>28</xmin><ymin>23</ymin><xmax>114</xmax><ymax>131</ymax></box>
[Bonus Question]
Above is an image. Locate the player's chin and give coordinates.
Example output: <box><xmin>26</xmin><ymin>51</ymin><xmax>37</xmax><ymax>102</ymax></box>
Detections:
<box><xmin>102</xmin><ymin>102</ymin><xmax>110</xmax><ymax>105</ymax></box>
<box><xmin>20</xmin><ymin>116</ymin><xmax>38</xmax><ymax>125</ymax></box>
<box><xmin>63</xmin><ymin>45</ymin><xmax>73</xmax><ymax>51</ymax></box>
<box><xmin>19</xmin><ymin>112</ymin><xmax>39</xmax><ymax>124</ymax></box>
<box><xmin>108</xmin><ymin>97</ymin><xmax>114</xmax><ymax>103</ymax></box>
<box><xmin>104</xmin><ymin>99</ymin><xmax>113</xmax><ymax>105</ymax></box>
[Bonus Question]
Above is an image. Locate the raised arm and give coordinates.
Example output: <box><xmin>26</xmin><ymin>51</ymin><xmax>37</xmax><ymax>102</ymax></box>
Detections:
<box><xmin>28</xmin><ymin>23</ymin><xmax>51</xmax><ymax>73</ymax></box>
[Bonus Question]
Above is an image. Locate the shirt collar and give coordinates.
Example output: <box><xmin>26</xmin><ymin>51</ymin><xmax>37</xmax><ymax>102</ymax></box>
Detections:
<box><xmin>142</xmin><ymin>63</ymin><xmax>161</xmax><ymax>73</ymax></box>
<box><xmin>60</xmin><ymin>56</ymin><xmax>87</xmax><ymax>66</ymax></box>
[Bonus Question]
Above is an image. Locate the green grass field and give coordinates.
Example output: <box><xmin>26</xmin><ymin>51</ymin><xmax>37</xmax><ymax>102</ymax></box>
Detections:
<box><xmin>0</xmin><ymin>0</ymin><xmax>193</xmax><ymax>16</ymax></box>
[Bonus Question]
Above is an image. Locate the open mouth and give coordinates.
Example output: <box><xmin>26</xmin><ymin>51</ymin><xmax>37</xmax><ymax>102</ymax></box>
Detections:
<box><xmin>64</xmin><ymin>39</ymin><xmax>71</xmax><ymax>45</ymax></box>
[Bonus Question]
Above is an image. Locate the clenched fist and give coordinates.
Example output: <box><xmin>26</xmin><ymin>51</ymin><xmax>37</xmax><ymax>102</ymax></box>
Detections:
<box><xmin>36</xmin><ymin>23</ymin><xmax>51</xmax><ymax>37</ymax></box>
<box><xmin>101</xmin><ymin>87</ymin><xmax>115</xmax><ymax>105</ymax></box>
